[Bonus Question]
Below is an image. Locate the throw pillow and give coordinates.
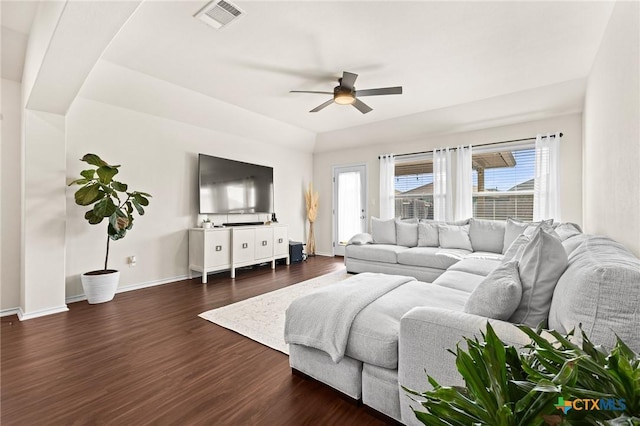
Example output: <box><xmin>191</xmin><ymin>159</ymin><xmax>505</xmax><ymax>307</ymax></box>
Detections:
<box><xmin>437</xmin><ymin>224</ymin><xmax>473</xmax><ymax>251</ymax></box>
<box><xmin>554</xmin><ymin>222</ymin><xmax>582</xmax><ymax>241</ymax></box>
<box><xmin>523</xmin><ymin>222</ymin><xmax>559</xmax><ymax>238</ymax></box>
<box><xmin>417</xmin><ymin>222</ymin><xmax>439</xmax><ymax>247</ymax></box>
<box><xmin>396</xmin><ymin>220</ymin><xmax>418</xmax><ymax>247</ymax></box>
<box><xmin>464</xmin><ymin>260</ymin><xmax>523</xmax><ymax>320</ymax></box>
<box><xmin>508</xmin><ymin>227</ymin><xmax>568</xmax><ymax>327</ymax></box>
<box><xmin>371</xmin><ymin>217</ymin><xmax>396</xmax><ymax>244</ymax></box>
<box><xmin>502</xmin><ymin>234</ymin><xmax>530</xmax><ymax>262</ymax></box>
<box><xmin>469</xmin><ymin>218</ymin><xmax>506</xmax><ymax>254</ymax></box>
<box><xmin>347</xmin><ymin>233</ymin><xmax>373</xmax><ymax>245</ymax></box>
<box><xmin>398</xmin><ymin>217</ymin><xmax>419</xmax><ymax>224</ymax></box>
<box><xmin>502</xmin><ymin>218</ymin><xmax>554</xmax><ymax>254</ymax></box>
<box><xmin>420</xmin><ymin>218</ymin><xmax>471</xmax><ymax>226</ymax></box>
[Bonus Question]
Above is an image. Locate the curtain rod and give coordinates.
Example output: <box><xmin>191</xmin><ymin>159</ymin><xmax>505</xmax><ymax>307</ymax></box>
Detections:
<box><xmin>378</xmin><ymin>133</ymin><xmax>563</xmax><ymax>159</ymax></box>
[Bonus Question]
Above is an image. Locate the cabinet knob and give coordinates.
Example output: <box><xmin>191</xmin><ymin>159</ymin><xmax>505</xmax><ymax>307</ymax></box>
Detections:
<box><xmin>242</xmin><ymin>243</ymin><xmax>248</xmax><ymax>249</ymax></box>
<box><xmin>278</xmin><ymin>238</ymin><xmax>283</xmax><ymax>243</ymax></box>
<box><xmin>262</xmin><ymin>240</ymin><xmax>268</xmax><ymax>246</ymax></box>
<box><xmin>215</xmin><ymin>245</ymin><xmax>222</xmax><ymax>252</ymax></box>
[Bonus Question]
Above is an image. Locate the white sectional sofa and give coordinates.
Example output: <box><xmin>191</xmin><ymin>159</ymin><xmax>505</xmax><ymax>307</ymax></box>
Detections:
<box><xmin>285</xmin><ymin>218</ymin><xmax>640</xmax><ymax>425</ymax></box>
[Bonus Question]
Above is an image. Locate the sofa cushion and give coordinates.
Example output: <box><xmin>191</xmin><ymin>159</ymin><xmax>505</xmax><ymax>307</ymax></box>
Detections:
<box><xmin>464</xmin><ymin>260</ymin><xmax>522</xmax><ymax>320</ymax></box>
<box><xmin>436</xmin><ymin>248</ymin><xmax>473</xmax><ymax>261</ymax></box>
<box><xmin>345</xmin><ymin>281</ymin><xmax>469</xmax><ymax>369</ymax></box>
<box><xmin>432</xmin><ymin>270</ymin><xmax>485</xmax><ymax>293</ymax></box>
<box><xmin>396</xmin><ymin>220</ymin><xmax>418</xmax><ymax>247</ymax></box>
<box><xmin>438</xmin><ymin>224</ymin><xmax>473</xmax><ymax>250</ymax></box>
<box><xmin>508</xmin><ymin>227</ymin><xmax>568</xmax><ymax>327</ymax></box>
<box><xmin>417</xmin><ymin>222</ymin><xmax>439</xmax><ymax>247</ymax></box>
<box><xmin>469</xmin><ymin>218</ymin><xmax>506</xmax><ymax>254</ymax></box>
<box><xmin>449</xmin><ymin>258</ymin><xmax>502</xmax><ymax>276</ymax></box>
<box><xmin>345</xmin><ymin>244</ymin><xmax>408</xmax><ymax>264</ymax></box>
<box><xmin>548</xmin><ymin>236</ymin><xmax>640</xmax><ymax>352</ymax></box>
<box><xmin>397</xmin><ymin>247</ymin><xmax>462</xmax><ymax>270</ymax></box>
<box><xmin>465</xmin><ymin>251</ymin><xmax>504</xmax><ymax>261</ymax></box>
<box><xmin>371</xmin><ymin>217</ymin><xmax>396</xmax><ymax>244</ymax></box>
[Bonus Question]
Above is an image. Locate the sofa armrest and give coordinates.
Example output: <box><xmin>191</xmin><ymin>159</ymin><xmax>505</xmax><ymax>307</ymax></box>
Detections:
<box><xmin>398</xmin><ymin>307</ymin><xmax>530</xmax><ymax>425</ymax></box>
<box><xmin>346</xmin><ymin>233</ymin><xmax>373</xmax><ymax>245</ymax></box>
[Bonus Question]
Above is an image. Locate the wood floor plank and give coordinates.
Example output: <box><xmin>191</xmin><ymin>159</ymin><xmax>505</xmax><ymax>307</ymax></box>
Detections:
<box><xmin>1</xmin><ymin>256</ymin><xmax>389</xmax><ymax>425</ymax></box>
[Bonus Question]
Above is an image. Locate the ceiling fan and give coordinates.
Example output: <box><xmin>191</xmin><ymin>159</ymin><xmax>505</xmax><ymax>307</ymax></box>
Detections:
<box><xmin>290</xmin><ymin>71</ymin><xmax>403</xmax><ymax>114</ymax></box>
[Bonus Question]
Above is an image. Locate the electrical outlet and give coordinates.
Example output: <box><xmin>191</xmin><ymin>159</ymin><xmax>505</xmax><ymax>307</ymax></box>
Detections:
<box><xmin>128</xmin><ymin>255</ymin><xmax>137</xmax><ymax>267</ymax></box>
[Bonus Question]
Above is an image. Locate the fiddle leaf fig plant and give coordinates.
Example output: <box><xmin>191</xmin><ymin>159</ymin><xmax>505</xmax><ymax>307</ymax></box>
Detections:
<box><xmin>69</xmin><ymin>154</ymin><xmax>151</xmax><ymax>271</ymax></box>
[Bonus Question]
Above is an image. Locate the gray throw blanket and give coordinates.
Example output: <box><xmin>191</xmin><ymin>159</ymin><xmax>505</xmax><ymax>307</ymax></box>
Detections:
<box><xmin>284</xmin><ymin>272</ymin><xmax>416</xmax><ymax>363</ymax></box>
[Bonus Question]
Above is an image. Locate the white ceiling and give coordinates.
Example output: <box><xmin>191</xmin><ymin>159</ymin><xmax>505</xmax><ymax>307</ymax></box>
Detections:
<box><xmin>100</xmin><ymin>0</ymin><xmax>615</xmax><ymax>134</ymax></box>
<box><xmin>3</xmin><ymin>1</ymin><xmax>615</xmax><ymax>139</ymax></box>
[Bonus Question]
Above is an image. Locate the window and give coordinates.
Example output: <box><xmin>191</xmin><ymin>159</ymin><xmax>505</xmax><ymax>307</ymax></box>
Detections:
<box><xmin>472</xmin><ymin>144</ymin><xmax>535</xmax><ymax>221</ymax></box>
<box><xmin>394</xmin><ymin>156</ymin><xmax>434</xmax><ymax>220</ymax></box>
<box><xmin>392</xmin><ymin>141</ymin><xmax>539</xmax><ymax>221</ymax></box>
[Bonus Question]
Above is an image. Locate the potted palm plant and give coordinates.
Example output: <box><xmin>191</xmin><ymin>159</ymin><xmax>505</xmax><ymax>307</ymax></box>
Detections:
<box><xmin>69</xmin><ymin>154</ymin><xmax>151</xmax><ymax>304</ymax></box>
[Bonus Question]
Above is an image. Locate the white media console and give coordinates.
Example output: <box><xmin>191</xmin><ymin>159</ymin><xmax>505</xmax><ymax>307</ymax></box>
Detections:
<box><xmin>188</xmin><ymin>224</ymin><xmax>289</xmax><ymax>283</ymax></box>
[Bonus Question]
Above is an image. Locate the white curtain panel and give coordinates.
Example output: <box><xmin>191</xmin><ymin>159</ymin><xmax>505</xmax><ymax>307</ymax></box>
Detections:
<box><xmin>533</xmin><ymin>133</ymin><xmax>561</xmax><ymax>222</ymax></box>
<box><xmin>433</xmin><ymin>148</ymin><xmax>453</xmax><ymax>222</ymax></box>
<box><xmin>455</xmin><ymin>145</ymin><xmax>473</xmax><ymax>221</ymax></box>
<box><xmin>379</xmin><ymin>154</ymin><xmax>395</xmax><ymax>220</ymax></box>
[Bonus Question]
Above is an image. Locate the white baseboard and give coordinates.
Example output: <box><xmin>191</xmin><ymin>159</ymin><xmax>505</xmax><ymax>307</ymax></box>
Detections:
<box><xmin>66</xmin><ymin>274</ymin><xmax>189</xmax><ymax>304</ymax></box>
<box><xmin>314</xmin><ymin>251</ymin><xmax>334</xmax><ymax>257</ymax></box>
<box><xmin>0</xmin><ymin>307</ymin><xmax>20</xmax><ymax>317</ymax></box>
<box><xmin>17</xmin><ymin>305</ymin><xmax>69</xmax><ymax>321</ymax></box>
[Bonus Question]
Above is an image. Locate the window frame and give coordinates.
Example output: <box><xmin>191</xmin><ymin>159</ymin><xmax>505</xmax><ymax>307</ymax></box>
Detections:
<box><xmin>471</xmin><ymin>140</ymin><xmax>536</xmax><ymax>221</ymax></box>
<box><xmin>393</xmin><ymin>153</ymin><xmax>434</xmax><ymax>220</ymax></box>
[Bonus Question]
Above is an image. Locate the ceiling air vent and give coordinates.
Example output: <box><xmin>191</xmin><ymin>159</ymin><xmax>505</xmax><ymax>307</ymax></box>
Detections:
<box><xmin>194</xmin><ymin>0</ymin><xmax>245</xmax><ymax>30</ymax></box>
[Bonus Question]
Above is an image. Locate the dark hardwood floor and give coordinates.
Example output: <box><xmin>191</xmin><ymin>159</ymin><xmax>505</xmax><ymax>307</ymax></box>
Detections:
<box><xmin>1</xmin><ymin>256</ymin><xmax>388</xmax><ymax>425</ymax></box>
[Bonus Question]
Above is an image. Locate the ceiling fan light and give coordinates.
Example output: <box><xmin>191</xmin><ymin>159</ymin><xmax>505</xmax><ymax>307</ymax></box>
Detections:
<box><xmin>334</xmin><ymin>92</ymin><xmax>355</xmax><ymax>105</ymax></box>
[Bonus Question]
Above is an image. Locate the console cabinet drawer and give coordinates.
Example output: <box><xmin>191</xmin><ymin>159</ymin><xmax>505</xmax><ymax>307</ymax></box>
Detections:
<box><xmin>233</xmin><ymin>228</ymin><xmax>255</xmax><ymax>263</ymax></box>
<box><xmin>273</xmin><ymin>226</ymin><xmax>288</xmax><ymax>257</ymax></box>
<box><xmin>254</xmin><ymin>227</ymin><xmax>273</xmax><ymax>260</ymax></box>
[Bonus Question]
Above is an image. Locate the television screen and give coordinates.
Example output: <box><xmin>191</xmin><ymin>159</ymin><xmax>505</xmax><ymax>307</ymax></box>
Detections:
<box><xmin>198</xmin><ymin>154</ymin><xmax>274</xmax><ymax>214</ymax></box>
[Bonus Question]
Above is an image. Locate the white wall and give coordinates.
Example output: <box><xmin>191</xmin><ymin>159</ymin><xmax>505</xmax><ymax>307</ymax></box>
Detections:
<box><xmin>65</xmin><ymin>97</ymin><xmax>313</xmax><ymax>299</ymax></box>
<box><xmin>1</xmin><ymin>79</ymin><xmax>22</xmax><ymax>311</ymax></box>
<box><xmin>313</xmin><ymin>113</ymin><xmax>583</xmax><ymax>255</ymax></box>
<box><xmin>21</xmin><ymin>110</ymin><xmax>68</xmax><ymax>318</ymax></box>
<box><xmin>583</xmin><ymin>1</ymin><xmax>640</xmax><ymax>257</ymax></box>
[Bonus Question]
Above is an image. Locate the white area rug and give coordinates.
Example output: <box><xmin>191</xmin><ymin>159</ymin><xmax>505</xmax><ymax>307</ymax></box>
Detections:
<box><xmin>198</xmin><ymin>270</ymin><xmax>350</xmax><ymax>354</ymax></box>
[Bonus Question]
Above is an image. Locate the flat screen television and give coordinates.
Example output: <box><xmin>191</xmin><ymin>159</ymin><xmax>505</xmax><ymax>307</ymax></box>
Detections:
<box><xmin>198</xmin><ymin>154</ymin><xmax>274</xmax><ymax>214</ymax></box>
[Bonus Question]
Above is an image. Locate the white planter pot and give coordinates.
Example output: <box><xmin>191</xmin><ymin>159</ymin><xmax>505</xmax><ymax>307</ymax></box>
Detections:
<box><xmin>81</xmin><ymin>270</ymin><xmax>120</xmax><ymax>304</ymax></box>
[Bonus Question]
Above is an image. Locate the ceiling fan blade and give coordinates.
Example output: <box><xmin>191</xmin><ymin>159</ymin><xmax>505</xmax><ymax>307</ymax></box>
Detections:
<box><xmin>340</xmin><ymin>72</ymin><xmax>358</xmax><ymax>90</ymax></box>
<box><xmin>290</xmin><ymin>90</ymin><xmax>333</xmax><ymax>95</ymax></box>
<box><xmin>356</xmin><ymin>86</ymin><xmax>403</xmax><ymax>97</ymax></box>
<box><xmin>310</xmin><ymin>99</ymin><xmax>334</xmax><ymax>113</ymax></box>
<box><xmin>352</xmin><ymin>99</ymin><xmax>372</xmax><ymax>114</ymax></box>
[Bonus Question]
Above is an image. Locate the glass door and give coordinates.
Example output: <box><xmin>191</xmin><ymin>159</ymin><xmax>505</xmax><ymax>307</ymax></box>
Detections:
<box><xmin>333</xmin><ymin>164</ymin><xmax>367</xmax><ymax>256</ymax></box>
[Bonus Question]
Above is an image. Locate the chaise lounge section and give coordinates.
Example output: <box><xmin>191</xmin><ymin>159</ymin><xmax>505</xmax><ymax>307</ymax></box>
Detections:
<box><xmin>285</xmin><ymin>218</ymin><xmax>640</xmax><ymax>425</ymax></box>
